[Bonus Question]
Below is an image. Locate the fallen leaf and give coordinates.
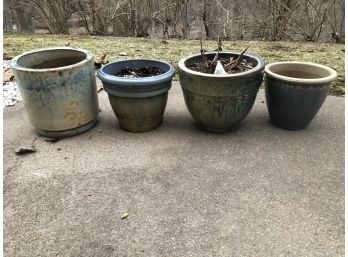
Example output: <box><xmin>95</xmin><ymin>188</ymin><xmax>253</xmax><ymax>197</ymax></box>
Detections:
<box><xmin>3</xmin><ymin>69</ymin><xmax>14</xmax><ymax>82</ymax></box>
<box><xmin>121</xmin><ymin>212</ymin><xmax>128</xmax><ymax>219</ymax></box>
<box><xmin>100</xmin><ymin>52</ymin><xmax>108</xmax><ymax>63</ymax></box>
<box><xmin>15</xmin><ymin>145</ymin><xmax>36</xmax><ymax>155</ymax></box>
<box><xmin>94</xmin><ymin>53</ymin><xmax>109</xmax><ymax>69</ymax></box>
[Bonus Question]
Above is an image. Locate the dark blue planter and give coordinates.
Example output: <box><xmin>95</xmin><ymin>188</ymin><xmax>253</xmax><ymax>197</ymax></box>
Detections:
<box><xmin>97</xmin><ymin>59</ymin><xmax>175</xmax><ymax>132</ymax></box>
<box><xmin>265</xmin><ymin>62</ymin><xmax>337</xmax><ymax>130</ymax></box>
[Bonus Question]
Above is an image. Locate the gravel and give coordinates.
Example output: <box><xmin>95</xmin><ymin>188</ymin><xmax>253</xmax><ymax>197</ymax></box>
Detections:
<box><xmin>3</xmin><ymin>60</ymin><xmax>22</xmax><ymax>108</ymax></box>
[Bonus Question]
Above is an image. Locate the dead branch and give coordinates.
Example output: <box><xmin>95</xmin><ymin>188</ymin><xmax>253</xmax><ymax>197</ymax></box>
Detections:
<box><xmin>200</xmin><ymin>38</ymin><xmax>209</xmax><ymax>68</ymax></box>
<box><xmin>213</xmin><ymin>35</ymin><xmax>222</xmax><ymax>62</ymax></box>
<box><xmin>228</xmin><ymin>46</ymin><xmax>249</xmax><ymax>70</ymax></box>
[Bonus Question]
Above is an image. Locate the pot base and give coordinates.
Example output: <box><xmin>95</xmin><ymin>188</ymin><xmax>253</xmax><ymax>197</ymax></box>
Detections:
<box><xmin>269</xmin><ymin>118</ymin><xmax>310</xmax><ymax>130</ymax></box>
<box><xmin>35</xmin><ymin>118</ymin><xmax>98</xmax><ymax>138</ymax></box>
<box><xmin>196</xmin><ymin>123</ymin><xmax>239</xmax><ymax>133</ymax></box>
<box><xmin>119</xmin><ymin>117</ymin><xmax>163</xmax><ymax>133</ymax></box>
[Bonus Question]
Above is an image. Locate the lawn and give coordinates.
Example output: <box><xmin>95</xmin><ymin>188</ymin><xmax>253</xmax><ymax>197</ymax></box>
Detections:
<box><xmin>3</xmin><ymin>33</ymin><xmax>345</xmax><ymax>95</ymax></box>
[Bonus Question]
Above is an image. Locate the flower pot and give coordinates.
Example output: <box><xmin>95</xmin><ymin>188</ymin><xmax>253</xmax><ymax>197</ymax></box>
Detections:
<box><xmin>10</xmin><ymin>47</ymin><xmax>99</xmax><ymax>138</ymax></box>
<box><xmin>97</xmin><ymin>59</ymin><xmax>175</xmax><ymax>132</ymax></box>
<box><xmin>178</xmin><ymin>51</ymin><xmax>265</xmax><ymax>132</ymax></box>
<box><xmin>264</xmin><ymin>61</ymin><xmax>337</xmax><ymax>130</ymax></box>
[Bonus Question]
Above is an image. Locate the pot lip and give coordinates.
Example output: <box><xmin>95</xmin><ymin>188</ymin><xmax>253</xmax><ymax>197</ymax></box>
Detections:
<box><xmin>265</xmin><ymin>61</ymin><xmax>337</xmax><ymax>84</ymax></box>
<box><xmin>10</xmin><ymin>47</ymin><xmax>93</xmax><ymax>72</ymax></box>
<box><xmin>178</xmin><ymin>51</ymin><xmax>265</xmax><ymax>78</ymax></box>
<box><xmin>97</xmin><ymin>58</ymin><xmax>175</xmax><ymax>86</ymax></box>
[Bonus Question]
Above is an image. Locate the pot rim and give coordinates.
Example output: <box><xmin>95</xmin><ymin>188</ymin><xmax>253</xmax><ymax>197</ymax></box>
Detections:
<box><xmin>97</xmin><ymin>59</ymin><xmax>175</xmax><ymax>86</ymax></box>
<box><xmin>10</xmin><ymin>47</ymin><xmax>93</xmax><ymax>72</ymax></box>
<box><xmin>178</xmin><ymin>51</ymin><xmax>265</xmax><ymax>78</ymax></box>
<box><xmin>265</xmin><ymin>61</ymin><xmax>337</xmax><ymax>84</ymax></box>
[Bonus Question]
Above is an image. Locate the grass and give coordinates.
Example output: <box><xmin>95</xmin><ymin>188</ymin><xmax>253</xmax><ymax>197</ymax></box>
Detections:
<box><xmin>3</xmin><ymin>32</ymin><xmax>345</xmax><ymax>95</ymax></box>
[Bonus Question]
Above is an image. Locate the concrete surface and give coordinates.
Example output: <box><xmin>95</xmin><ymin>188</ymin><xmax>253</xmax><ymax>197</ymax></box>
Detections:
<box><xmin>4</xmin><ymin>82</ymin><xmax>344</xmax><ymax>257</ymax></box>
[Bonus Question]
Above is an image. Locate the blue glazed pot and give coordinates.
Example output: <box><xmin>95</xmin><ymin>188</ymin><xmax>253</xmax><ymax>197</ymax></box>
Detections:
<box><xmin>178</xmin><ymin>51</ymin><xmax>265</xmax><ymax>132</ymax></box>
<box><xmin>97</xmin><ymin>59</ymin><xmax>175</xmax><ymax>132</ymax></box>
<box><xmin>10</xmin><ymin>47</ymin><xmax>99</xmax><ymax>138</ymax></box>
<box><xmin>265</xmin><ymin>61</ymin><xmax>337</xmax><ymax>130</ymax></box>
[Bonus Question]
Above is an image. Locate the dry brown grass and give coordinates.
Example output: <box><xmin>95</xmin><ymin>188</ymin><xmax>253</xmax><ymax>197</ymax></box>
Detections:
<box><xmin>4</xmin><ymin>32</ymin><xmax>344</xmax><ymax>95</ymax></box>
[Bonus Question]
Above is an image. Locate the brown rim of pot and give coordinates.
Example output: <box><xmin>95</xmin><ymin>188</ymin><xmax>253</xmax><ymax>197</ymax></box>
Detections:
<box><xmin>265</xmin><ymin>61</ymin><xmax>337</xmax><ymax>85</ymax></box>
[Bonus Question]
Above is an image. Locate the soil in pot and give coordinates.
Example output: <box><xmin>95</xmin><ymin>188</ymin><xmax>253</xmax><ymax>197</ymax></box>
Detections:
<box><xmin>115</xmin><ymin>66</ymin><xmax>164</xmax><ymax>78</ymax></box>
<box><xmin>187</xmin><ymin>55</ymin><xmax>255</xmax><ymax>74</ymax></box>
<box><xmin>187</xmin><ymin>40</ymin><xmax>255</xmax><ymax>74</ymax></box>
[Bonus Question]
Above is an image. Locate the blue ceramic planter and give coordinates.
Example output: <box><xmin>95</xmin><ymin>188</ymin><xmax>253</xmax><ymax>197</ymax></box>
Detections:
<box><xmin>265</xmin><ymin>61</ymin><xmax>337</xmax><ymax>130</ymax></box>
<box><xmin>97</xmin><ymin>59</ymin><xmax>175</xmax><ymax>132</ymax></box>
<box><xmin>11</xmin><ymin>47</ymin><xmax>99</xmax><ymax>137</ymax></box>
<box><xmin>178</xmin><ymin>51</ymin><xmax>265</xmax><ymax>132</ymax></box>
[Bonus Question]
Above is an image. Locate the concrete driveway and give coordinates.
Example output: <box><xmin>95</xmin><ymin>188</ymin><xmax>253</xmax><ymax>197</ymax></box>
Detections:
<box><xmin>4</xmin><ymin>82</ymin><xmax>344</xmax><ymax>257</ymax></box>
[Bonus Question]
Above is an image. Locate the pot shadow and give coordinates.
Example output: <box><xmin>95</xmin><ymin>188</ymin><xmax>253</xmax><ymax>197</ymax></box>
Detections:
<box><xmin>160</xmin><ymin>105</ymin><xmax>278</xmax><ymax>139</ymax></box>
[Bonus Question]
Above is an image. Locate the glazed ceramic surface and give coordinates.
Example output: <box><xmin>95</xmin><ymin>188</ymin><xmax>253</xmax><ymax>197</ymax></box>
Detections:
<box><xmin>11</xmin><ymin>47</ymin><xmax>99</xmax><ymax>137</ymax></box>
<box><xmin>265</xmin><ymin>61</ymin><xmax>337</xmax><ymax>130</ymax></box>
<box><xmin>178</xmin><ymin>51</ymin><xmax>265</xmax><ymax>132</ymax></box>
<box><xmin>97</xmin><ymin>59</ymin><xmax>175</xmax><ymax>132</ymax></box>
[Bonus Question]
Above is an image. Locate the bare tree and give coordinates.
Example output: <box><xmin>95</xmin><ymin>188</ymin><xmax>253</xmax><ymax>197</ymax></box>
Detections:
<box><xmin>287</xmin><ymin>0</ymin><xmax>332</xmax><ymax>41</ymax></box>
<box><xmin>11</xmin><ymin>0</ymin><xmax>34</xmax><ymax>32</ymax></box>
<box><xmin>3</xmin><ymin>0</ymin><xmax>344</xmax><ymax>42</ymax></box>
<box><xmin>4</xmin><ymin>0</ymin><xmax>13</xmax><ymax>32</ymax></box>
<box><xmin>75</xmin><ymin>0</ymin><xmax>129</xmax><ymax>35</ymax></box>
<box><xmin>325</xmin><ymin>0</ymin><xmax>345</xmax><ymax>42</ymax></box>
<box><xmin>17</xmin><ymin>0</ymin><xmax>76</xmax><ymax>34</ymax></box>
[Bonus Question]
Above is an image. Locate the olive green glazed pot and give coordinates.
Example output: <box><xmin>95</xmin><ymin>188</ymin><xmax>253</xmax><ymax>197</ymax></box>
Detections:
<box><xmin>178</xmin><ymin>51</ymin><xmax>265</xmax><ymax>132</ymax></box>
<box><xmin>97</xmin><ymin>59</ymin><xmax>175</xmax><ymax>132</ymax></box>
<box><xmin>10</xmin><ymin>47</ymin><xmax>99</xmax><ymax>138</ymax></box>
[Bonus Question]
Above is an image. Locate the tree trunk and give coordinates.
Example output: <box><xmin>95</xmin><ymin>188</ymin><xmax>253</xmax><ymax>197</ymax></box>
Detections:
<box><xmin>12</xmin><ymin>0</ymin><xmax>34</xmax><ymax>32</ymax></box>
<box><xmin>181</xmin><ymin>0</ymin><xmax>190</xmax><ymax>38</ymax></box>
<box><xmin>3</xmin><ymin>0</ymin><xmax>13</xmax><ymax>32</ymax></box>
<box><xmin>202</xmin><ymin>4</ymin><xmax>210</xmax><ymax>38</ymax></box>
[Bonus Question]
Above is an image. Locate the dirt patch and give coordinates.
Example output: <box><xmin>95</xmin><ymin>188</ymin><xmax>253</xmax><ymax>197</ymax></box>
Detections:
<box><xmin>115</xmin><ymin>67</ymin><xmax>164</xmax><ymax>78</ymax></box>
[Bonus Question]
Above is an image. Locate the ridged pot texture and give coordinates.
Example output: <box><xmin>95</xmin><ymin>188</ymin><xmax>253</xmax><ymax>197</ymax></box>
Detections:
<box><xmin>178</xmin><ymin>51</ymin><xmax>265</xmax><ymax>132</ymax></box>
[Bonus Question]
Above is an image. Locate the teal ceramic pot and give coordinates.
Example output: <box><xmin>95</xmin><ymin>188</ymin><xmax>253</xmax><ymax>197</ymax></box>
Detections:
<box><xmin>178</xmin><ymin>51</ymin><xmax>265</xmax><ymax>132</ymax></box>
<box><xmin>10</xmin><ymin>47</ymin><xmax>99</xmax><ymax>138</ymax></box>
<box><xmin>97</xmin><ymin>59</ymin><xmax>175</xmax><ymax>132</ymax></box>
<box><xmin>265</xmin><ymin>61</ymin><xmax>337</xmax><ymax>130</ymax></box>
